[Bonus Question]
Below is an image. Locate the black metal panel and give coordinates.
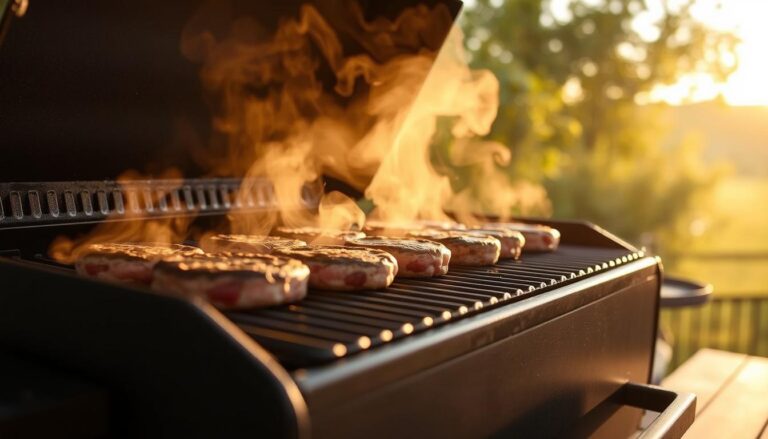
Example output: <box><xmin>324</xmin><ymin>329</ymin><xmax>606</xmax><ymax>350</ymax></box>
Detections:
<box><xmin>0</xmin><ymin>257</ymin><xmax>309</xmax><ymax>438</ymax></box>
<box><xmin>0</xmin><ymin>352</ymin><xmax>110</xmax><ymax>438</ymax></box>
<box><xmin>0</xmin><ymin>0</ymin><xmax>462</xmax><ymax>181</ymax></box>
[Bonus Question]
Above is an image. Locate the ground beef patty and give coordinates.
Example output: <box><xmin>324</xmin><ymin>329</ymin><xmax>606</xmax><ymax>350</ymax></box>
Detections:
<box><xmin>151</xmin><ymin>253</ymin><xmax>309</xmax><ymax>309</ymax></box>
<box><xmin>407</xmin><ymin>230</ymin><xmax>501</xmax><ymax>266</ymax></box>
<box><xmin>272</xmin><ymin>245</ymin><xmax>398</xmax><ymax>291</ymax></box>
<box><xmin>273</xmin><ymin>227</ymin><xmax>365</xmax><ymax>245</ymax></box>
<box><xmin>200</xmin><ymin>234</ymin><xmax>305</xmax><ymax>254</ymax></box>
<box><xmin>483</xmin><ymin>222</ymin><xmax>561</xmax><ymax>252</ymax></box>
<box><xmin>452</xmin><ymin>228</ymin><xmax>525</xmax><ymax>260</ymax></box>
<box><xmin>75</xmin><ymin>243</ymin><xmax>204</xmax><ymax>285</ymax></box>
<box><xmin>346</xmin><ymin>237</ymin><xmax>451</xmax><ymax>278</ymax></box>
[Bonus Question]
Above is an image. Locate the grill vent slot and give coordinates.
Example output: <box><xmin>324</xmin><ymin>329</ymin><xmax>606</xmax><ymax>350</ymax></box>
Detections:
<box><xmin>28</xmin><ymin>191</ymin><xmax>42</xmax><ymax>218</ymax></box>
<box><xmin>46</xmin><ymin>191</ymin><xmax>59</xmax><ymax>217</ymax></box>
<box><xmin>63</xmin><ymin>191</ymin><xmax>77</xmax><ymax>217</ymax></box>
<box><xmin>96</xmin><ymin>191</ymin><xmax>109</xmax><ymax>215</ymax></box>
<box><xmin>195</xmin><ymin>187</ymin><xmax>207</xmax><ymax>210</ymax></box>
<box><xmin>207</xmin><ymin>186</ymin><xmax>219</xmax><ymax>209</ymax></box>
<box><xmin>112</xmin><ymin>190</ymin><xmax>125</xmax><ymax>214</ymax></box>
<box><xmin>9</xmin><ymin>192</ymin><xmax>23</xmax><ymax>219</ymax></box>
<box><xmin>0</xmin><ymin>178</ymin><xmax>319</xmax><ymax>227</ymax></box>
<box><xmin>170</xmin><ymin>189</ymin><xmax>183</xmax><ymax>211</ymax></box>
<box><xmin>80</xmin><ymin>191</ymin><xmax>93</xmax><ymax>216</ymax></box>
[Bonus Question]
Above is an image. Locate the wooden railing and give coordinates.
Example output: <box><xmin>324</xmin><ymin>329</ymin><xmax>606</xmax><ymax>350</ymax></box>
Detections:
<box><xmin>660</xmin><ymin>294</ymin><xmax>768</xmax><ymax>370</ymax></box>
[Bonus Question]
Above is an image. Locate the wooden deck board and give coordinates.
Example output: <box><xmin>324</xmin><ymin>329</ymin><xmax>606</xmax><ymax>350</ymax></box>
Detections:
<box><xmin>662</xmin><ymin>348</ymin><xmax>746</xmax><ymax>415</ymax></box>
<box><xmin>662</xmin><ymin>349</ymin><xmax>768</xmax><ymax>439</ymax></box>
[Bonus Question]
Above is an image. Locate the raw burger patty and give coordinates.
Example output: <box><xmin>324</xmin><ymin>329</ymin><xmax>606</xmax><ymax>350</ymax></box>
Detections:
<box><xmin>346</xmin><ymin>236</ymin><xmax>451</xmax><ymax>277</ymax></box>
<box><xmin>273</xmin><ymin>227</ymin><xmax>365</xmax><ymax>245</ymax></box>
<box><xmin>407</xmin><ymin>230</ymin><xmax>501</xmax><ymax>266</ymax></box>
<box><xmin>452</xmin><ymin>228</ymin><xmax>525</xmax><ymax>260</ymax></box>
<box><xmin>152</xmin><ymin>253</ymin><xmax>309</xmax><ymax>309</ymax></box>
<box><xmin>484</xmin><ymin>222</ymin><xmax>561</xmax><ymax>252</ymax></box>
<box><xmin>75</xmin><ymin>243</ymin><xmax>203</xmax><ymax>285</ymax></box>
<box><xmin>201</xmin><ymin>234</ymin><xmax>305</xmax><ymax>254</ymax></box>
<box><xmin>273</xmin><ymin>245</ymin><xmax>398</xmax><ymax>291</ymax></box>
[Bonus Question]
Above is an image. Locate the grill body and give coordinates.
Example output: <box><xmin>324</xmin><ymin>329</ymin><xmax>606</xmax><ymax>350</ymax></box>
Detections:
<box><xmin>298</xmin><ymin>254</ymin><xmax>659</xmax><ymax>438</ymax></box>
<box><xmin>0</xmin><ymin>181</ymin><xmax>660</xmax><ymax>438</ymax></box>
<box><xmin>2</xmin><ymin>2</ymin><xmax>666</xmax><ymax>435</ymax></box>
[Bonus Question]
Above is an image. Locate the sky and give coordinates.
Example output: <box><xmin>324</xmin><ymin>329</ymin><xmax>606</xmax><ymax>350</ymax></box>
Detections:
<box><xmin>649</xmin><ymin>0</ymin><xmax>768</xmax><ymax>106</ymax></box>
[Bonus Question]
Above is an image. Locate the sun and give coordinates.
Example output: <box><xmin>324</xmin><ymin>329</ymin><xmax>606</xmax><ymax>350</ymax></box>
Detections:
<box><xmin>651</xmin><ymin>0</ymin><xmax>768</xmax><ymax>107</ymax></box>
<box><xmin>719</xmin><ymin>17</ymin><xmax>768</xmax><ymax>106</ymax></box>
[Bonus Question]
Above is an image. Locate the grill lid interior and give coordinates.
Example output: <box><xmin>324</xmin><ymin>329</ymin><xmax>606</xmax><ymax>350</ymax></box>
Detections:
<box><xmin>0</xmin><ymin>0</ymin><xmax>462</xmax><ymax>182</ymax></box>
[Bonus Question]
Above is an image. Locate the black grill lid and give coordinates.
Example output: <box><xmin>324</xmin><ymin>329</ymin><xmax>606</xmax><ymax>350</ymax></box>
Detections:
<box><xmin>0</xmin><ymin>0</ymin><xmax>462</xmax><ymax>182</ymax></box>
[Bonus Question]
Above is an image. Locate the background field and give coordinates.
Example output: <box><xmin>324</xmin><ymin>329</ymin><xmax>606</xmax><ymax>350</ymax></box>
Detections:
<box><xmin>669</xmin><ymin>177</ymin><xmax>768</xmax><ymax>296</ymax></box>
<box><xmin>660</xmin><ymin>176</ymin><xmax>768</xmax><ymax>369</ymax></box>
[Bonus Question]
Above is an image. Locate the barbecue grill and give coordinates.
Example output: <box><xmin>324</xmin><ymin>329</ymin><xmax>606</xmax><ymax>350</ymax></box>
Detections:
<box><xmin>0</xmin><ymin>1</ymin><xmax>695</xmax><ymax>438</ymax></box>
<box><xmin>0</xmin><ymin>179</ymin><xmax>695</xmax><ymax>438</ymax></box>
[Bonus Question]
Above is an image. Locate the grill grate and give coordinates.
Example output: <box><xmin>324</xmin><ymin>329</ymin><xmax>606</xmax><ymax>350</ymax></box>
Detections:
<box><xmin>226</xmin><ymin>245</ymin><xmax>643</xmax><ymax>367</ymax></box>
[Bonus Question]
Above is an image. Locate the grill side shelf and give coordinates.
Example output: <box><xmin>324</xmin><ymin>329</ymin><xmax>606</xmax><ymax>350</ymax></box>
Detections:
<box><xmin>0</xmin><ymin>179</ymin><xmax>319</xmax><ymax>228</ymax></box>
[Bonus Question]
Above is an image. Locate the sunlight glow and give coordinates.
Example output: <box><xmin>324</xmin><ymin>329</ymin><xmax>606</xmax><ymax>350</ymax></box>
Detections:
<box><xmin>651</xmin><ymin>0</ymin><xmax>768</xmax><ymax>106</ymax></box>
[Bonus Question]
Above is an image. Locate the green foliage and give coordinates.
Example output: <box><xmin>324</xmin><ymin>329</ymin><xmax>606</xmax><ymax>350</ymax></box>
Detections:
<box><xmin>460</xmin><ymin>0</ymin><xmax>738</xmax><ymax>247</ymax></box>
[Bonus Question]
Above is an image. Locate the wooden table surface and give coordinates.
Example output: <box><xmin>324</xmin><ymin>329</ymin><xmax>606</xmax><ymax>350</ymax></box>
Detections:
<box><xmin>662</xmin><ymin>348</ymin><xmax>768</xmax><ymax>438</ymax></box>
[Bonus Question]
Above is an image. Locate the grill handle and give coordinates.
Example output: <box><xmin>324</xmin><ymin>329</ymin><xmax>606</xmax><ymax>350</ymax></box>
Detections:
<box><xmin>621</xmin><ymin>382</ymin><xmax>696</xmax><ymax>439</ymax></box>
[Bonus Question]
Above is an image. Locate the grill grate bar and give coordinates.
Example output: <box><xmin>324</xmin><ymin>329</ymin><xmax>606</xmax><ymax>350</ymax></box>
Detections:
<box><xmin>314</xmin><ymin>292</ymin><xmax>453</xmax><ymax>315</ymax></box>
<box><xmin>232</xmin><ymin>314</ymin><xmax>368</xmax><ymax>344</ymax></box>
<box><xmin>238</xmin><ymin>324</ymin><xmax>349</xmax><ymax>362</ymax></box>
<box><xmin>439</xmin><ymin>271</ymin><xmax>541</xmax><ymax>291</ymax></box>
<box><xmin>482</xmin><ymin>264</ymin><xmax>572</xmax><ymax>278</ymax></box>
<box><xmin>292</xmin><ymin>300</ymin><xmax>425</xmax><ymax>326</ymax></box>
<box><xmin>394</xmin><ymin>279</ymin><xmax>511</xmax><ymax>301</ymax></box>
<box><xmin>232</xmin><ymin>310</ymin><xmax>389</xmax><ymax>338</ymax></box>
<box><xmin>281</xmin><ymin>304</ymin><xmax>408</xmax><ymax>330</ymax></box>
<box><xmin>380</xmin><ymin>287</ymin><xmax>486</xmax><ymax>307</ymax></box>
<box><xmin>303</xmin><ymin>295</ymin><xmax>438</xmax><ymax>320</ymax></box>
<box><xmin>447</xmin><ymin>267</ymin><xmax>558</xmax><ymax>286</ymax></box>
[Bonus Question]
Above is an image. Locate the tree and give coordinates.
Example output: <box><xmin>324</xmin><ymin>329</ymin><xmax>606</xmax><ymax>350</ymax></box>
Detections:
<box><xmin>459</xmin><ymin>0</ymin><xmax>738</xmax><ymax>251</ymax></box>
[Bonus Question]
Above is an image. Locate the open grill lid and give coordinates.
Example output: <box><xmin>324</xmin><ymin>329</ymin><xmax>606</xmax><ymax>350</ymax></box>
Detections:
<box><xmin>0</xmin><ymin>0</ymin><xmax>462</xmax><ymax>182</ymax></box>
